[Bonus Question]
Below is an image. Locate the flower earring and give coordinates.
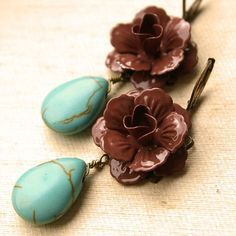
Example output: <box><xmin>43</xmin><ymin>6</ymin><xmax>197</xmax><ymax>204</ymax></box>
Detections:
<box><xmin>106</xmin><ymin>1</ymin><xmax>202</xmax><ymax>89</ymax></box>
<box><xmin>92</xmin><ymin>58</ymin><xmax>215</xmax><ymax>184</ymax></box>
<box><xmin>12</xmin><ymin>58</ymin><xmax>215</xmax><ymax>224</ymax></box>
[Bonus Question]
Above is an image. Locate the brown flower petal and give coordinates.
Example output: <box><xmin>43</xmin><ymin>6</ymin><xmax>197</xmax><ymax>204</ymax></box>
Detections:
<box><xmin>103</xmin><ymin>130</ymin><xmax>138</xmax><ymax>162</ymax></box>
<box><xmin>133</xmin><ymin>6</ymin><xmax>170</xmax><ymax>28</ymax></box>
<box><xmin>126</xmin><ymin>89</ymin><xmax>141</xmax><ymax>98</ymax></box>
<box><xmin>91</xmin><ymin>117</ymin><xmax>107</xmax><ymax>149</ymax></box>
<box><xmin>135</xmin><ymin>88</ymin><xmax>174</xmax><ymax>123</ymax></box>
<box><xmin>110</xmin><ymin>159</ymin><xmax>147</xmax><ymax>184</ymax></box>
<box><xmin>129</xmin><ymin>147</ymin><xmax>169</xmax><ymax>172</ymax></box>
<box><xmin>132</xmin><ymin>26</ymin><xmax>163</xmax><ymax>56</ymax></box>
<box><xmin>106</xmin><ymin>51</ymin><xmax>123</xmax><ymax>73</ymax></box>
<box><xmin>142</xmin><ymin>25</ymin><xmax>163</xmax><ymax>55</ymax></box>
<box><xmin>123</xmin><ymin>105</ymin><xmax>150</xmax><ymax>138</ymax></box>
<box><xmin>130</xmin><ymin>71</ymin><xmax>166</xmax><ymax>89</ymax></box>
<box><xmin>161</xmin><ymin>17</ymin><xmax>191</xmax><ymax>52</ymax></box>
<box><xmin>124</xmin><ymin>105</ymin><xmax>157</xmax><ymax>145</ymax></box>
<box><xmin>155</xmin><ymin>112</ymin><xmax>188</xmax><ymax>153</ymax></box>
<box><xmin>104</xmin><ymin>94</ymin><xmax>135</xmax><ymax>132</ymax></box>
<box><xmin>131</xmin><ymin>105</ymin><xmax>150</xmax><ymax>125</ymax></box>
<box><xmin>135</xmin><ymin>13</ymin><xmax>159</xmax><ymax>36</ymax></box>
<box><xmin>114</xmin><ymin>53</ymin><xmax>151</xmax><ymax>71</ymax></box>
<box><xmin>137</xmin><ymin>113</ymin><xmax>157</xmax><ymax>145</ymax></box>
<box><xmin>151</xmin><ymin>49</ymin><xmax>184</xmax><ymax>75</ymax></box>
<box><xmin>132</xmin><ymin>14</ymin><xmax>163</xmax><ymax>56</ymax></box>
<box><xmin>174</xmin><ymin>103</ymin><xmax>191</xmax><ymax>128</ymax></box>
<box><xmin>154</xmin><ymin>147</ymin><xmax>188</xmax><ymax>176</ymax></box>
<box><xmin>124</xmin><ymin>116</ymin><xmax>151</xmax><ymax>141</ymax></box>
<box><xmin>180</xmin><ymin>42</ymin><xmax>198</xmax><ymax>73</ymax></box>
<box><xmin>111</xmin><ymin>23</ymin><xmax>139</xmax><ymax>54</ymax></box>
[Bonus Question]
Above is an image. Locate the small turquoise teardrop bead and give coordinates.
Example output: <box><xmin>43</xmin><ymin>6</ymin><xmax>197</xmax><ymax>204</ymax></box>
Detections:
<box><xmin>12</xmin><ymin>158</ymin><xmax>86</xmax><ymax>225</ymax></box>
<box><xmin>41</xmin><ymin>76</ymin><xmax>109</xmax><ymax>135</ymax></box>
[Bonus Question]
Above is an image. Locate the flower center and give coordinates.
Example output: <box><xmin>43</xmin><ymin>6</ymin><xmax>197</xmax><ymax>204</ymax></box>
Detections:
<box><xmin>132</xmin><ymin>13</ymin><xmax>163</xmax><ymax>57</ymax></box>
<box><xmin>123</xmin><ymin>105</ymin><xmax>157</xmax><ymax>146</ymax></box>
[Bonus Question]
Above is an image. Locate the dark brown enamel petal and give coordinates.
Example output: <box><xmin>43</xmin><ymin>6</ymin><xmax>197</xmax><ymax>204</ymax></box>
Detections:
<box><xmin>135</xmin><ymin>88</ymin><xmax>174</xmax><ymax>122</ymax></box>
<box><xmin>139</xmin><ymin>14</ymin><xmax>159</xmax><ymax>34</ymax></box>
<box><xmin>126</xmin><ymin>89</ymin><xmax>141</xmax><ymax>98</ymax></box>
<box><xmin>123</xmin><ymin>115</ymin><xmax>151</xmax><ymax>139</ymax></box>
<box><xmin>106</xmin><ymin>51</ymin><xmax>151</xmax><ymax>72</ymax></box>
<box><xmin>151</xmin><ymin>49</ymin><xmax>184</xmax><ymax>75</ymax></box>
<box><xmin>155</xmin><ymin>112</ymin><xmax>188</xmax><ymax>153</ymax></box>
<box><xmin>132</xmin><ymin>14</ymin><xmax>163</xmax><ymax>56</ymax></box>
<box><xmin>123</xmin><ymin>105</ymin><xmax>155</xmax><ymax>142</ymax></box>
<box><xmin>153</xmin><ymin>24</ymin><xmax>163</xmax><ymax>36</ymax></box>
<box><xmin>111</xmin><ymin>23</ymin><xmax>139</xmax><ymax>54</ymax></box>
<box><xmin>132</xmin><ymin>105</ymin><xmax>150</xmax><ymax>126</ymax></box>
<box><xmin>103</xmin><ymin>130</ymin><xmax>138</xmax><ymax>162</ymax></box>
<box><xmin>161</xmin><ymin>17</ymin><xmax>191</xmax><ymax>52</ymax></box>
<box><xmin>143</xmin><ymin>36</ymin><xmax>162</xmax><ymax>56</ymax></box>
<box><xmin>133</xmin><ymin>6</ymin><xmax>170</xmax><ymax>28</ymax></box>
<box><xmin>91</xmin><ymin>117</ymin><xmax>107</xmax><ymax>149</ymax></box>
<box><xmin>143</xmin><ymin>25</ymin><xmax>163</xmax><ymax>56</ymax></box>
<box><xmin>132</xmin><ymin>25</ymin><xmax>152</xmax><ymax>44</ymax></box>
<box><xmin>180</xmin><ymin>42</ymin><xmax>198</xmax><ymax>73</ymax></box>
<box><xmin>173</xmin><ymin>103</ymin><xmax>191</xmax><ymax>128</ymax></box>
<box><xmin>130</xmin><ymin>71</ymin><xmax>166</xmax><ymax>89</ymax></box>
<box><xmin>154</xmin><ymin>147</ymin><xmax>188</xmax><ymax>176</ymax></box>
<box><xmin>110</xmin><ymin>158</ymin><xmax>147</xmax><ymax>185</ymax></box>
<box><xmin>129</xmin><ymin>147</ymin><xmax>169</xmax><ymax>172</ymax></box>
<box><xmin>105</xmin><ymin>51</ymin><xmax>124</xmax><ymax>73</ymax></box>
<box><xmin>137</xmin><ymin>113</ymin><xmax>157</xmax><ymax>145</ymax></box>
<box><xmin>104</xmin><ymin>94</ymin><xmax>135</xmax><ymax>132</ymax></box>
<box><xmin>115</xmin><ymin>53</ymin><xmax>151</xmax><ymax>71</ymax></box>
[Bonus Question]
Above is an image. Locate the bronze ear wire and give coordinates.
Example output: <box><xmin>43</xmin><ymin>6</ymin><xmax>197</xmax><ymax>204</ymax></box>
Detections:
<box><xmin>183</xmin><ymin>0</ymin><xmax>203</xmax><ymax>21</ymax></box>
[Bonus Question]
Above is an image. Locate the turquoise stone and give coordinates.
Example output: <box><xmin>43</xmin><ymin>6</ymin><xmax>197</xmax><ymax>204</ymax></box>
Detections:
<box><xmin>41</xmin><ymin>76</ymin><xmax>109</xmax><ymax>135</ymax></box>
<box><xmin>12</xmin><ymin>158</ymin><xmax>86</xmax><ymax>225</ymax></box>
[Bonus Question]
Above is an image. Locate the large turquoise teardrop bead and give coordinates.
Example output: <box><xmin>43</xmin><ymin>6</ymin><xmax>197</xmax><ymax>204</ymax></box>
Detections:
<box><xmin>12</xmin><ymin>158</ymin><xmax>86</xmax><ymax>225</ymax></box>
<box><xmin>41</xmin><ymin>76</ymin><xmax>109</xmax><ymax>135</ymax></box>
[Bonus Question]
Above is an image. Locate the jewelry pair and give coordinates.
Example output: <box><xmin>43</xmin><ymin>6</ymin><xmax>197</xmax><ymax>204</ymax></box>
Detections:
<box><xmin>12</xmin><ymin>1</ymin><xmax>215</xmax><ymax>225</ymax></box>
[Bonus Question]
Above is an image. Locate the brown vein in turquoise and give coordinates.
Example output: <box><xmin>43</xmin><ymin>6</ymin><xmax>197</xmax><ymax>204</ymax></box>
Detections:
<box><xmin>32</xmin><ymin>210</ymin><xmax>37</xmax><ymax>224</ymax></box>
<box><xmin>50</xmin><ymin>160</ymin><xmax>75</xmax><ymax>201</ymax></box>
<box><xmin>14</xmin><ymin>185</ymin><xmax>23</xmax><ymax>189</ymax></box>
<box><xmin>60</xmin><ymin>78</ymin><xmax>105</xmax><ymax>124</ymax></box>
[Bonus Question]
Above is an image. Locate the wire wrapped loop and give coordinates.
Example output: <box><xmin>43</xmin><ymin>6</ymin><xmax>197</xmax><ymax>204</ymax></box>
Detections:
<box><xmin>85</xmin><ymin>154</ymin><xmax>109</xmax><ymax>177</ymax></box>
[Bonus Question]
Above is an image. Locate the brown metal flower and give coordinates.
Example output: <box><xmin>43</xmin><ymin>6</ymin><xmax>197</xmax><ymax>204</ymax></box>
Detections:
<box><xmin>106</xmin><ymin>6</ymin><xmax>198</xmax><ymax>89</ymax></box>
<box><xmin>92</xmin><ymin>88</ymin><xmax>191</xmax><ymax>184</ymax></box>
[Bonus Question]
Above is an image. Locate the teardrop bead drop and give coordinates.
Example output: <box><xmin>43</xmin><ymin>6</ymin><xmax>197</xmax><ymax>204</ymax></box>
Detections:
<box><xmin>41</xmin><ymin>76</ymin><xmax>109</xmax><ymax>135</ymax></box>
<box><xmin>12</xmin><ymin>158</ymin><xmax>86</xmax><ymax>225</ymax></box>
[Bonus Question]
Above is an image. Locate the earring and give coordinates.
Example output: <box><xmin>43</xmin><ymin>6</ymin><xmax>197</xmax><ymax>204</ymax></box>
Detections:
<box><xmin>12</xmin><ymin>58</ymin><xmax>215</xmax><ymax>225</ymax></box>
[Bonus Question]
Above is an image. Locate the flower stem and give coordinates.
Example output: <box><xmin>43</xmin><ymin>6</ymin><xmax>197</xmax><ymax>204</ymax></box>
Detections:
<box><xmin>187</xmin><ymin>58</ymin><xmax>215</xmax><ymax>111</ymax></box>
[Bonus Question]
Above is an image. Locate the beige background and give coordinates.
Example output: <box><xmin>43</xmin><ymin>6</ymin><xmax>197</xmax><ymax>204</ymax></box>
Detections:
<box><xmin>0</xmin><ymin>0</ymin><xmax>236</xmax><ymax>235</ymax></box>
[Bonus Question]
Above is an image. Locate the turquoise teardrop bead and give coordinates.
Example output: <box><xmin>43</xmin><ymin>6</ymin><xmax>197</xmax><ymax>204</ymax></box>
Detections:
<box><xmin>12</xmin><ymin>158</ymin><xmax>86</xmax><ymax>225</ymax></box>
<box><xmin>41</xmin><ymin>76</ymin><xmax>109</xmax><ymax>135</ymax></box>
